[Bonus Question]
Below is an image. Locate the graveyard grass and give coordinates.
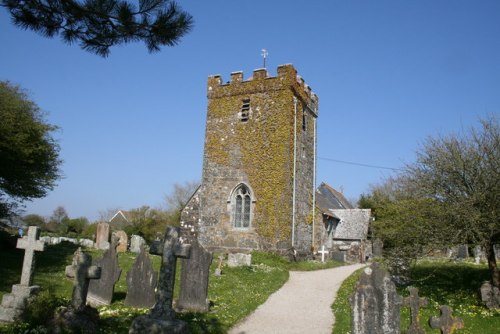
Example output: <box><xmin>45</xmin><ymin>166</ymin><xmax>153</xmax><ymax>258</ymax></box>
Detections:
<box><xmin>332</xmin><ymin>260</ymin><xmax>500</xmax><ymax>334</ymax></box>
<box><xmin>0</xmin><ymin>240</ymin><xmax>341</xmax><ymax>333</ymax></box>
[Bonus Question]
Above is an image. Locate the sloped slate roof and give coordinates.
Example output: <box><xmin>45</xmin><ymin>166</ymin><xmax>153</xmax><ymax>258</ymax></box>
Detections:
<box><xmin>332</xmin><ymin>209</ymin><xmax>371</xmax><ymax>240</ymax></box>
<box><xmin>316</xmin><ymin>182</ymin><xmax>354</xmax><ymax>214</ymax></box>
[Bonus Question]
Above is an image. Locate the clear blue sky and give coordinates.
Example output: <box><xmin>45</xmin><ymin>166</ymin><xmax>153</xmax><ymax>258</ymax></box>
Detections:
<box><xmin>1</xmin><ymin>1</ymin><xmax>499</xmax><ymax>221</ymax></box>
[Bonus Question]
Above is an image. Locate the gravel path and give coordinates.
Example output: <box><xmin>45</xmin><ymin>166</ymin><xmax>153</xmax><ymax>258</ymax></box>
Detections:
<box><xmin>229</xmin><ymin>263</ymin><xmax>366</xmax><ymax>334</ymax></box>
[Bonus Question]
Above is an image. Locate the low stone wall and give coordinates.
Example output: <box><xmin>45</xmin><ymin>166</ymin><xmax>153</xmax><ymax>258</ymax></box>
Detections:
<box><xmin>39</xmin><ymin>236</ymin><xmax>94</xmax><ymax>248</ymax></box>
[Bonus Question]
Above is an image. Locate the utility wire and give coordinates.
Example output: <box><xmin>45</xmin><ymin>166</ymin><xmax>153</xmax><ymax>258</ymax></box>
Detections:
<box><xmin>317</xmin><ymin>156</ymin><xmax>404</xmax><ymax>171</ymax></box>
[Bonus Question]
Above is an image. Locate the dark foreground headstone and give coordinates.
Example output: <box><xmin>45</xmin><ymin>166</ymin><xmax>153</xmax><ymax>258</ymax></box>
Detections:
<box><xmin>351</xmin><ymin>263</ymin><xmax>402</xmax><ymax>334</ymax></box>
<box><xmin>177</xmin><ymin>238</ymin><xmax>213</xmax><ymax>312</ymax></box>
<box><xmin>125</xmin><ymin>245</ymin><xmax>158</xmax><ymax>308</ymax></box>
<box><xmin>129</xmin><ymin>226</ymin><xmax>191</xmax><ymax>334</ymax></box>
<box><xmin>87</xmin><ymin>239</ymin><xmax>122</xmax><ymax>306</ymax></box>
<box><xmin>404</xmin><ymin>287</ymin><xmax>428</xmax><ymax>334</ymax></box>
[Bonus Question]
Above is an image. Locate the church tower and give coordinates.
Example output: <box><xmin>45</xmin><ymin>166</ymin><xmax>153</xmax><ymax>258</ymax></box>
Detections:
<box><xmin>181</xmin><ymin>64</ymin><xmax>319</xmax><ymax>254</ymax></box>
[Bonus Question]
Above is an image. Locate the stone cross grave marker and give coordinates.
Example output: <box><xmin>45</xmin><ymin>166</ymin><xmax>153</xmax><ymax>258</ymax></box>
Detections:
<box><xmin>403</xmin><ymin>287</ymin><xmax>428</xmax><ymax>334</ymax></box>
<box><xmin>87</xmin><ymin>237</ymin><xmax>122</xmax><ymax>306</ymax></box>
<box><xmin>17</xmin><ymin>226</ymin><xmax>46</xmax><ymax>286</ymax></box>
<box><xmin>125</xmin><ymin>245</ymin><xmax>158</xmax><ymax>308</ymax></box>
<box><xmin>65</xmin><ymin>247</ymin><xmax>101</xmax><ymax>310</ymax></box>
<box><xmin>318</xmin><ymin>245</ymin><xmax>328</xmax><ymax>263</ymax></box>
<box><xmin>177</xmin><ymin>238</ymin><xmax>213</xmax><ymax>312</ymax></box>
<box><xmin>129</xmin><ymin>226</ymin><xmax>191</xmax><ymax>334</ymax></box>
<box><xmin>429</xmin><ymin>305</ymin><xmax>464</xmax><ymax>334</ymax></box>
<box><xmin>0</xmin><ymin>226</ymin><xmax>46</xmax><ymax>323</ymax></box>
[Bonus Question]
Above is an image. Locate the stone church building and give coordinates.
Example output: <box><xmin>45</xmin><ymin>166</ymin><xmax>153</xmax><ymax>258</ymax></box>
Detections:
<box><xmin>181</xmin><ymin>64</ymin><xmax>321</xmax><ymax>254</ymax></box>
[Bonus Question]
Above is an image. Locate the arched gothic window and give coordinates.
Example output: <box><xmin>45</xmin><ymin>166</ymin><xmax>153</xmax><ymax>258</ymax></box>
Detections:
<box><xmin>232</xmin><ymin>184</ymin><xmax>252</xmax><ymax>228</ymax></box>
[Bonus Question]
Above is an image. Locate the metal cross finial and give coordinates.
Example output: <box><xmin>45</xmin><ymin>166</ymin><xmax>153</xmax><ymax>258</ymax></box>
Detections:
<box><xmin>261</xmin><ymin>49</ymin><xmax>268</xmax><ymax>68</ymax></box>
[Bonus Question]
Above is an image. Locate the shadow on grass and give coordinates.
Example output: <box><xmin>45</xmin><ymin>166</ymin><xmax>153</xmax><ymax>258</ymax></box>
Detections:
<box><xmin>178</xmin><ymin>312</ymin><xmax>227</xmax><ymax>334</ymax></box>
<box><xmin>407</xmin><ymin>261</ymin><xmax>490</xmax><ymax>305</ymax></box>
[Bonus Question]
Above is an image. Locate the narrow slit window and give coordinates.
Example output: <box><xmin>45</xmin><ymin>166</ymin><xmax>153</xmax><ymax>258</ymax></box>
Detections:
<box><xmin>240</xmin><ymin>98</ymin><xmax>250</xmax><ymax>122</ymax></box>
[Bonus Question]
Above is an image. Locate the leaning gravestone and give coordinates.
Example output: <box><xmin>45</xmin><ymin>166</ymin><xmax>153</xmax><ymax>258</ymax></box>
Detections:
<box><xmin>130</xmin><ymin>234</ymin><xmax>147</xmax><ymax>253</ymax></box>
<box><xmin>177</xmin><ymin>238</ymin><xmax>213</xmax><ymax>312</ymax></box>
<box><xmin>125</xmin><ymin>245</ymin><xmax>158</xmax><ymax>308</ymax></box>
<box><xmin>129</xmin><ymin>226</ymin><xmax>191</xmax><ymax>334</ymax></box>
<box><xmin>0</xmin><ymin>226</ymin><xmax>45</xmax><ymax>323</ymax></box>
<box><xmin>53</xmin><ymin>248</ymin><xmax>102</xmax><ymax>333</ymax></box>
<box><xmin>95</xmin><ymin>222</ymin><xmax>110</xmax><ymax>250</ymax></box>
<box><xmin>114</xmin><ymin>230</ymin><xmax>128</xmax><ymax>253</ymax></box>
<box><xmin>87</xmin><ymin>238</ymin><xmax>122</xmax><ymax>306</ymax></box>
<box><xmin>351</xmin><ymin>263</ymin><xmax>403</xmax><ymax>334</ymax></box>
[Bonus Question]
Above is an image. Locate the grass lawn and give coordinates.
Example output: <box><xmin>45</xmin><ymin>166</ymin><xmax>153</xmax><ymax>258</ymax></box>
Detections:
<box><xmin>0</xmin><ymin>236</ymin><xmax>342</xmax><ymax>334</ymax></box>
<box><xmin>332</xmin><ymin>260</ymin><xmax>500</xmax><ymax>334</ymax></box>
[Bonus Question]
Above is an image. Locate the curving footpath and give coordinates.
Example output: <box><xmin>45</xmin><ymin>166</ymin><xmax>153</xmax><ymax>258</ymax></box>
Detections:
<box><xmin>229</xmin><ymin>263</ymin><xmax>366</xmax><ymax>334</ymax></box>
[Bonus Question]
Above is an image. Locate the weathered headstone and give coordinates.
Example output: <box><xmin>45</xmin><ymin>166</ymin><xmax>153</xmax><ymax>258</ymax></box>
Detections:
<box><xmin>95</xmin><ymin>222</ymin><xmax>110</xmax><ymax>250</ymax></box>
<box><xmin>473</xmin><ymin>246</ymin><xmax>483</xmax><ymax>264</ymax></box>
<box><xmin>65</xmin><ymin>248</ymin><xmax>102</xmax><ymax>310</ymax></box>
<box><xmin>125</xmin><ymin>245</ymin><xmax>158</xmax><ymax>308</ymax></box>
<box><xmin>480</xmin><ymin>281</ymin><xmax>500</xmax><ymax>309</ymax></box>
<box><xmin>372</xmin><ymin>238</ymin><xmax>384</xmax><ymax>257</ymax></box>
<box><xmin>351</xmin><ymin>263</ymin><xmax>403</xmax><ymax>334</ymax></box>
<box><xmin>130</xmin><ymin>234</ymin><xmax>147</xmax><ymax>253</ymax></box>
<box><xmin>429</xmin><ymin>305</ymin><xmax>464</xmax><ymax>334</ymax></box>
<box><xmin>129</xmin><ymin>226</ymin><xmax>191</xmax><ymax>334</ymax></box>
<box><xmin>214</xmin><ymin>255</ymin><xmax>224</xmax><ymax>276</ymax></box>
<box><xmin>227</xmin><ymin>253</ymin><xmax>251</xmax><ymax>267</ymax></box>
<box><xmin>114</xmin><ymin>230</ymin><xmax>128</xmax><ymax>252</ymax></box>
<box><xmin>457</xmin><ymin>244</ymin><xmax>468</xmax><ymax>260</ymax></box>
<box><xmin>0</xmin><ymin>226</ymin><xmax>45</xmax><ymax>323</ymax></box>
<box><xmin>404</xmin><ymin>287</ymin><xmax>428</xmax><ymax>334</ymax></box>
<box><xmin>87</xmin><ymin>238</ymin><xmax>122</xmax><ymax>306</ymax></box>
<box><xmin>177</xmin><ymin>238</ymin><xmax>213</xmax><ymax>312</ymax></box>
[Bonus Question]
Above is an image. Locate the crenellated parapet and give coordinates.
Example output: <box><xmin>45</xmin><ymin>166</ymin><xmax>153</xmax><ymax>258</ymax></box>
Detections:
<box><xmin>207</xmin><ymin>64</ymin><xmax>318</xmax><ymax>114</ymax></box>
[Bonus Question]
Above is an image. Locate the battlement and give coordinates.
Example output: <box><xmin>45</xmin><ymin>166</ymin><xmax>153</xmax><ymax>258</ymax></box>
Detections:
<box><xmin>207</xmin><ymin>64</ymin><xmax>318</xmax><ymax>105</ymax></box>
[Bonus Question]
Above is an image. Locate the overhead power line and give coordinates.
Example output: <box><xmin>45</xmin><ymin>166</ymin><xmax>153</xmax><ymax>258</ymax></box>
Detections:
<box><xmin>317</xmin><ymin>157</ymin><xmax>404</xmax><ymax>171</ymax></box>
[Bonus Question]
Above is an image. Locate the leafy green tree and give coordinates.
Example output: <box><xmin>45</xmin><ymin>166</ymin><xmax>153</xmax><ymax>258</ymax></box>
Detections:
<box><xmin>1</xmin><ymin>0</ymin><xmax>193</xmax><ymax>57</ymax></box>
<box><xmin>22</xmin><ymin>213</ymin><xmax>47</xmax><ymax>229</ymax></box>
<box><xmin>367</xmin><ymin>116</ymin><xmax>500</xmax><ymax>287</ymax></box>
<box><xmin>60</xmin><ymin>217</ymin><xmax>89</xmax><ymax>237</ymax></box>
<box><xmin>125</xmin><ymin>205</ymin><xmax>170</xmax><ymax>242</ymax></box>
<box><xmin>0</xmin><ymin>81</ymin><xmax>61</xmax><ymax>218</ymax></box>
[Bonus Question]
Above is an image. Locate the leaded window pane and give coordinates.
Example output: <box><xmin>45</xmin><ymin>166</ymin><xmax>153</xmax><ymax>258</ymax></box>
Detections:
<box><xmin>235</xmin><ymin>195</ymin><xmax>242</xmax><ymax>227</ymax></box>
<box><xmin>243</xmin><ymin>195</ymin><xmax>251</xmax><ymax>227</ymax></box>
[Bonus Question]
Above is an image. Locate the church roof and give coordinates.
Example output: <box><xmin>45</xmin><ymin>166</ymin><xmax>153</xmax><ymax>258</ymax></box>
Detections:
<box><xmin>331</xmin><ymin>209</ymin><xmax>371</xmax><ymax>240</ymax></box>
<box><xmin>315</xmin><ymin>182</ymin><xmax>354</xmax><ymax>215</ymax></box>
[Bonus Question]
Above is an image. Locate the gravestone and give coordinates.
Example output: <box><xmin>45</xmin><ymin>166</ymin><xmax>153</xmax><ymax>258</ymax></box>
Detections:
<box><xmin>227</xmin><ymin>253</ymin><xmax>251</xmax><ymax>267</ymax></box>
<box><xmin>351</xmin><ymin>263</ymin><xmax>402</xmax><ymax>334</ymax></box>
<box><xmin>177</xmin><ymin>238</ymin><xmax>213</xmax><ymax>312</ymax></box>
<box><xmin>87</xmin><ymin>238</ymin><xmax>122</xmax><ymax>306</ymax></box>
<box><xmin>473</xmin><ymin>246</ymin><xmax>483</xmax><ymax>264</ymax></box>
<box><xmin>372</xmin><ymin>239</ymin><xmax>383</xmax><ymax>257</ymax></box>
<box><xmin>214</xmin><ymin>255</ymin><xmax>224</xmax><ymax>276</ymax></box>
<box><xmin>480</xmin><ymin>281</ymin><xmax>500</xmax><ymax>309</ymax></box>
<box><xmin>457</xmin><ymin>244</ymin><xmax>468</xmax><ymax>260</ymax></box>
<box><xmin>114</xmin><ymin>230</ymin><xmax>128</xmax><ymax>252</ymax></box>
<box><xmin>125</xmin><ymin>245</ymin><xmax>158</xmax><ymax>308</ymax></box>
<box><xmin>53</xmin><ymin>248</ymin><xmax>102</xmax><ymax>333</ymax></box>
<box><xmin>404</xmin><ymin>287</ymin><xmax>428</xmax><ymax>334</ymax></box>
<box><xmin>0</xmin><ymin>226</ymin><xmax>45</xmax><ymax>323</ymax></box>
<box><xmin>317</xmin><ymin>245</ymin><xmax>329</xmax><ymax>263</ymax></box>
<box><xmin>129</xmin><ymin>226</ymin><xmax>191</xmax><ymax>334</ymax></box>
<box><xmin>429</xmin><ymin>305</ymin><xmax>464</xmax><ymax>334</ymax></box>
<box><xmin>65</xmin><ymin>248</ymin><xmax>102</xmax><ymax>310</ymax></box>
<box><xmin>95</xmin><ymin>222</ymin><xmax>110</xmax><ymax>250</ymax></box>
<box><xmin>130</xmin><ymin>234</ymin><xmax>147</xmax><ymax>253</ymax></box>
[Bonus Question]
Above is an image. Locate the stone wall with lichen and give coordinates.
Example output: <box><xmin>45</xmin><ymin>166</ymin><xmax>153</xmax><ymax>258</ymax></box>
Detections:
<box><xmin>183</xmin><ymin>64</ymin><xmax>319</xmax><ymax>253</ymax></box>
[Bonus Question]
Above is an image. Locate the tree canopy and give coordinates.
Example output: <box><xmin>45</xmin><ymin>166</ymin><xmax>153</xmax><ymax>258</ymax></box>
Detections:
<box><xmin>362</xmin><ymin>116</ymin><xmax>500</xmax><ymax>286</ymax></box>
<box><xmin>1</xmin><ymin>0</ymin><xmax>194</xmax><ymax>57</ymax></box>
<box><xmin>0</xmin><ymin>81</ymin><xmax>62</xmax><ymax>218</ymax></box>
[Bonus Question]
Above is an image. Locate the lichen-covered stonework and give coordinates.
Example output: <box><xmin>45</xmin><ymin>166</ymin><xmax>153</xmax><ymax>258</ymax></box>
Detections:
<box><xmin>182</xmin><ymin>64</ymin><xmax>319</xmax><ymax>254</ymax></box>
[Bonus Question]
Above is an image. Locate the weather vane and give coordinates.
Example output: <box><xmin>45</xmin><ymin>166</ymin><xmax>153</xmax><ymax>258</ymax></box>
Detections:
<box><xmin>261</xmin><ymin>49</ymin><xmax>268</xmax><ymax>69</ymax></box>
